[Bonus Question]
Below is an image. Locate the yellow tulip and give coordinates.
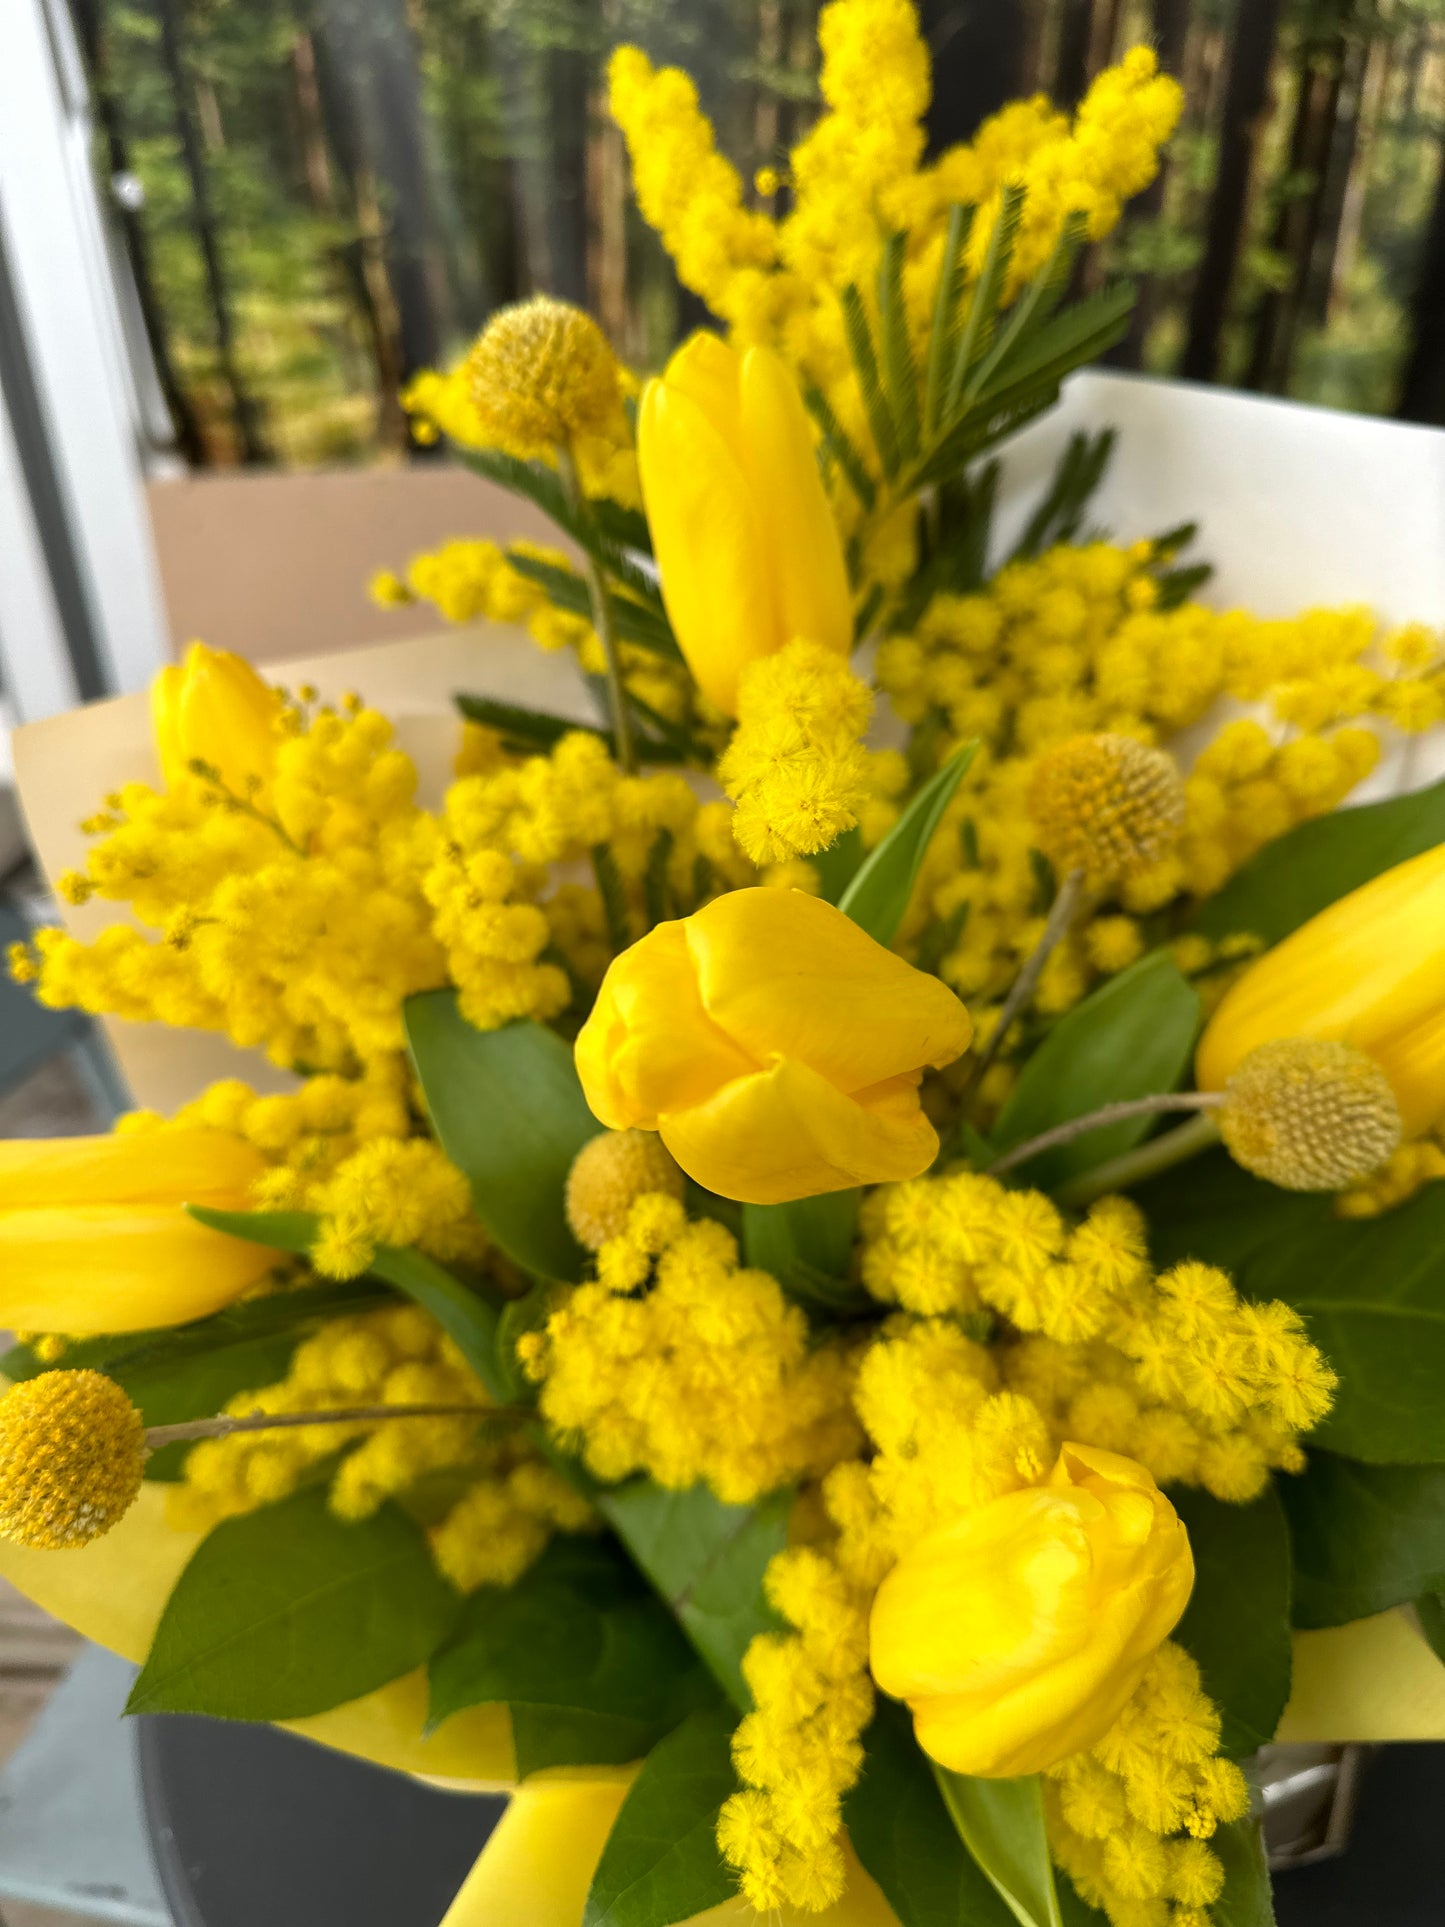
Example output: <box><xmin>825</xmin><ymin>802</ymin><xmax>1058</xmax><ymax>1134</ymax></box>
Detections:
<box><xmin>1196</xmin><ymin>843</ymin><xmax>1445</xmax><ymax>1136</ymax></box>
<box><xmin>0</xmin><ymin>1129</ymin><xmax>278</xmax><ymax>1334</ymax></box>
<box><xmin>574</xmin><ymin>889</ymin><xmax>972</xmax><ymax>1204</ymax></box>
<box><xmin>869</xmin><ymin>1443</ymin><xmax>1194</xmax><ymax>1778</ymax></box>
<box><xmin>151</xmin><ymin>641</ymin><xmax>284</xmax><ymax>798</ymax></box>
<box><xmin>637</xmin><ymin>333</ymin><xmax>853</xmax><ymax>714</ymax></box>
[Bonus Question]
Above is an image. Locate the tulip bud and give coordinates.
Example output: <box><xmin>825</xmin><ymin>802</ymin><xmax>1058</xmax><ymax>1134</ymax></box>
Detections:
<box><xmin>1196</xmin><ymin>843</ymin><xmax>1445</xmax><ymax>1136</ymax></box>
<box><xmin>1029</xmin><ymin>733</ymin><xmax>1186</xmax><ymax>884</ymax></box>
<box><xmin>638</xmin><ymin>334</ymin><xmax>853</xmax><ymax>714</ymax></box>
<box><xmin>1218</xmin><ymin>1038</ymin><xmax>1402</xmax><ymax>1191</ymax></box>
<box><xmin>0</xmin><ymin>1129</ymin><xmax>276</xmax><ymax>1335</ymax></box>
<box><xmin>574</xmin><ymin>888</ymin><xmax>972</xmax><ymax>1204</ymax></box>
<box><xmin>869</xmin><ymin>1443</ymin><xmax>1194</xmax><ymax>1777</ymax></box>
<box><xmin>0</xmin><ymin>1371</ymin><xmax>146</xmax><ymax>1549</ymax></box>
<box><xmin>151</xmin><ymin>642</ymin><xmax>284</xmax><ymax>800</ymax></box>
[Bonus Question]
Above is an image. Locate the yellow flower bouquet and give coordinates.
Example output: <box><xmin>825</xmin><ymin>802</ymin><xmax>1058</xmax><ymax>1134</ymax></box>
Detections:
<box><xmin>6</xmin><ymin>4</ymin><xmax>1445</xmax><ymax>1924</ymax></box>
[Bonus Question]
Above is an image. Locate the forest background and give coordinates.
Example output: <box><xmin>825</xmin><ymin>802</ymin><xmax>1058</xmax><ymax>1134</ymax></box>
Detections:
<box><xmin>77</xmin><ymin>0</ymin><xmax>1445</xmax><ymax>467</ymax></box>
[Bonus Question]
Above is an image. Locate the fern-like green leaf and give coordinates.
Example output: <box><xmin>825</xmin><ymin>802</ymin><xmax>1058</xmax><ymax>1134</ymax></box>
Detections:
<box><xmin>803</xmin><ymin>380</ymin><xmax>877</xmax><ymax>511</ymax></box>
<box><xmin>505</xmin><ymin>550</ymin><xmax>682</xmax><ymax>660</ymax></box>
<box><xmin>942</xmin><ymin>182</ymin><xmax>1026</xmax><ymax>423</ymax></box>
<box><xmin>841</xmin><ymin>284</ymin><xmax>901</xmax><ymax>476</ymax></box>
<box><xmin>964</xmin><ymin>209</ymin><xmax>1089</xmax><ymax>405</ymax></box>
<box><xmin>1010</xmin><ymin>429</ymin><xmax>1116</xmax><ymax>561</ymax></box>
<box><xmin>923</xmin><ymin>203</ymin><xmax>976</xmax><ymax>438</ymax></box>
<box><xmin>878</xmin><ymin>231</ymin><xmax>920</xmax><ymax>460</ymax></box>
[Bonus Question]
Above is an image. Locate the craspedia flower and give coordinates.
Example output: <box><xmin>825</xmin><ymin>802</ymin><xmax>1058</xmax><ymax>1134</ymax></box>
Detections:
<box><xmin>0</xmin><ymin>1370</ymin><xmax>147</xmax><ymax>1549</ymax></box>
<box><xmin>565</xmin><ymin>1129</ymin><xmax>686</xmax><ymax>1250</ymax></box>
<box><xmin>1218</xmin><ymin>1038</ymin><xmax>1402</xmax><ymax>1191</ymax></box>
<box><xmin>1029</xmin><ymin>733</ymin><xmax>1186</xmax><ymax>884</ymax></box>
<box><xmin>464</xmin><ymin>297</ymin><xmax>623</xmax><ymax>457</ymax></box>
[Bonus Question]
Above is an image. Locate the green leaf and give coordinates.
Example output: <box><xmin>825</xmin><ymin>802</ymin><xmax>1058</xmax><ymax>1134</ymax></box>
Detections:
<box><xmin>127</xmin><ymin>1486</ymin><xmax>459</xmax><ymax>1720</ymax></box>
<box><xmin>1281</xmin><ymin>1451</ymin><xmax>1445</xmax><ymax>1629</ymax></box>
<box><xmin>1140</xmin><ymin>1154</ymin><xmax>1445</xmax><ymax>1464</ymax></box>
<box><xmin>964</xmin><ymin>211</ymin><xmax>1087</xmax><ymax>406</ymax></box>
<box><xmin>815</xmin><ymin>822</ymin><xmax>865</xmax><ymax>904</ymax></box>
<box><xmin>990</xmin><ymin>952</ymin><xmax>1201</xmax><ymax>1186</ymax></box>
<box><xmin>126</xmin><ymin>1330</ymin><xmax>302</xmax><ymax>1480</ymax></box>
<box><xmin>598</xmin><ymin>1481</ymin><xmax>792</xmax><ymax>1710</ymax></box>
<box><xmin>743</xmin><ymin>1191</ymin><xmax>871</xmax><ymax>1316</ymax></box>
<box><xmin>878</xmin><ymin>231</ymin><xmax>920</xmax><ymax>460</ymax></box>
<box><xmin>1211</xmin><ymin>1816</ymin><xmax>1276</xmax><ymax>1927</ymax></box>
<box><xmin>1417</xmin><ymin>1590</ymin><xmax>1445</xmax><ymax>1662</ymax></box>
<box><xmin>582</xmin><ymin>1705</ymin><xmax>740</xmax><ymax>1927</ymax></box>
<box><xmin>405</xmin><ymin>994</ymin><xmax>598</xmax><ymax>1284</ymax></box>
<box><xmin>838</xmin><ymin>741</ymin><xmax>979</xmax><ymax>946</ymax></box>
<box><xmin>454</xmin><ymin>446</ymin><xmax>652</xmax><ymax>559</ymax></box>
<box><xmin>802</xmin><ymin>380</ymin><xmax>877</xmax><ymax>512</ymax></box>
<box><xmin>943</xmin><ymin>183</ymin><xmax>1025</xmax><ymax>422</ymax></box>
<box><xmin>428</xmin><ymin>1536</ymin><xmax>716</xmax><ymax>1773</ymax></box>
<box><xmin>933</xmin><ymin>1767</ymin><xmax>1063</xmax><ymax>1927</ymax></box>
<box><xmin>1171</xmin><ymin>1485</ymin><xmax>1292</xmax><ymax>1753</ymax></box>
<box><xmin>923</xmin><ymin>204</ymin><xmax>975</xmax><ymax>438</ymax></box>
<box><xmin>184</xmin><ymin>1206</ymin><xmax>321</xmax><ymax>1256</ymax></box>
<box><xmin>844</xmin><ymin>1700</ymin><xmax>1017</xmax><ymax>1927</ymax></box>
<box><xmin>841</xmin><ymin>283</ymin><xmax>900</xmax><ymax>476</ymax></box>
<box><xmin>1009</xmin><ymin>430</ymin><xmax>1117</xmax><ymax>563</ymax></box>
<box><xmin>1194</xmin><ymin>775</ymin><xmax>1445</xmax><ymax>946</ymax></box>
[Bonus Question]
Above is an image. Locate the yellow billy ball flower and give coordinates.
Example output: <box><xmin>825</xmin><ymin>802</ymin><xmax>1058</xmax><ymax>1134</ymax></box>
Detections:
<box><xmin>0</xmin><ymin>1129</ymin><xmax>276</xmax><ymax>1335</ymax></box>
<box><xmin>1218</xmin><ymin>1038</ymin><xmax>1402</xmax><ymax>1191</ymax></box>
<box><xmin>1029</xmin><ymin>733</ymin><xmax>1186</xmax><ymax>884</ymax></box>
<box><xmin>869</xmin><ymin>1443</ymin><xmax>1194</xmax><ymax>1778</ymax></box>
<box><xmin>1197</xmin><ymin>843</ymin><xmax>1445</xmax><ymax>1136</ymax></box>
<box><xmin>574</xmin><ymin>888</ymin><xmax>971</xmax><ymax>1205</ymax></box>
<box><xmin>637</xmin><ymin>332</ymin><xmax>853</xmax><ymax>715</ymax></box>
<box><xmin>151</xmin><ymin>641</ymin><xmax>285</xmax><ymax>799</ymax></box>
<box><xmin>565</xmin><ymin>1129</ymin><xmax>686</xmax><ymax>1249</ymax></box>
<box><xmin>0</xmin><ymin>1371</ymin><xmax>146</xmax><ymax>1549</ymax></box>
<box><xmin>463</xmin><ymin>296</ymin><xmax>623</xmax><ymax>457</ymax></box>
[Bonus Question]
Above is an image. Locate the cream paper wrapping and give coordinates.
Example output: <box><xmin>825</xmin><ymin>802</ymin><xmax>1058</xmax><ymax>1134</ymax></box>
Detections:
<box><xmin>12</xmin><ymin>369</ymin><xmax>1445</xmax><ymax>1746</ymax></box>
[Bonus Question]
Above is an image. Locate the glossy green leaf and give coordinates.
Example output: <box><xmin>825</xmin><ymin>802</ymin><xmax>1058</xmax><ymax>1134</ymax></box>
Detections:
<box><xmin>815</xmin><ymin>822</ymin><xmax>865</xmax><ymax>904</ymax></box>
<box><xmin>128</xmin><ymin>1486</ymin><xmax>459</xmax><ymax>1720</ymax></box>
<box><xmin>428</xmin><ymin>1536</ymin><xmax>715</xmax><ymax>1774</ymax></box>
<box><xmin>844</xmin><ymin>1701</ymin><xmax>1016</xmax><ymax>1927</ymax></box>
<box><xmin>1211</xmin><ymin>1817</ymin><xmax>1276</xmax><ymax>1927</ymax></box>
<box><xmin>1140</xmin><ymin>1153</ymin><xmax>1445</xmax><ymax>1463</ymax></box>
<box><xmin>184</xmin><ymin>1206</ymin><xmax>321</xmax><ymax>1256</ymax></box>
<box><xmin>405</xmin><ymin>994</ymin><xmax>598</xmax><ymax>1283</ymax></box>
<box><xmin>743</xmin><ymin>1192</ymin><xmax>870</xmax><ymax>1316</ymax></box>
<box><xmin>990</xmin><ymin>951</ymin><xmax>1201</xmax><ymax>1186</ymax></box>
<box><xmin>598</xmin><ymin>1481</ymin><xmax>791</xmax><ymax>1711</ymax></box>
<box><xmin>582</xmin><ymin>1705</ymin><xmax>740</xmax><ymax>1927</ymax></box>
<box><xmin>1416</xmin><ymin>1591</ymin><xmax>1445</xmax><ymax>1662</ymax></box>
<box><xmin>1171</xmin><ymin>1485</ymin><xmax>1292</xmax><ymax>1753</ymax></box>
<box><xmin>934</xmin><ymin>1767</ymin><xmax>1062</xmax><ymax>1927</ymax></box>
<box><xmin>126</xmin><ymin>1330</ymin><xmax>302</xmax><ymax>1480</ymax></box>
<box><xmin>838</xmin><ymin>742</ymin><xmax>979</xmax><ymax>946</ymax></box>
<box><xmin>1194</xmin><ymin>775</ymin><xmax>1445</xmax><ymax>946</ymax></box>
<box><xmin>1282</xmin><ymin>1451</ymin><xmax>1445</xmax><ymax>1629</ymax></box>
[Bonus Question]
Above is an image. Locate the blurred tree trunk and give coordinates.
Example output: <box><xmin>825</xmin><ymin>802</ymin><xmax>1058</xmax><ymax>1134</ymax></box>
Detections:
<box><xmin>1319</xmin><ymin>29</ymin><xmax>1391</xmax><ymax>321</ymax></box>
<box><xmin>1181</xmin><ymin>0</ymin><xmax>1284</xmax><ymax>382</ymax></box>
<box><xmin>1055</xmin><ymin>0</ymin><xmax>1094</xmax><ymax>103</ymax></box>
<box><xmin>922</xmin><ymin>0</ymin><xmax>1029</xmax><ymax>147</ymax></box>
<box><xmin>1243</xmin><ymin>5</ymin><xmax>1351</xmax><ymax>394</ymax></box>
<box><xmin>1108</xmin><ymin>0</ymin><xmax>1191</xmax><ymax>369</ymax></box>
<box><xmin>153</xmin><ymin>0</ymin><xmax>270</xmax><ymax>461</ymax></box>
<box><xmin>1397</xmin><ymin>133</ymin><xmax>1445</xmax><ymax>424</ymax></box>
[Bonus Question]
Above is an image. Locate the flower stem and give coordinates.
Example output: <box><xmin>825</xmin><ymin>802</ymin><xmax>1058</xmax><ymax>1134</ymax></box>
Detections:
<box><xmin>1053</xmin><ymin>1110</ymin><xmax>1224</xmax><ymax>1211</ymax></box>
<box><xmin>557</xmin><ymin>441</ymin><xmax>637</xmax><ymax>775</ymax></box>
<box><xmin>960</xmin><ymin>866</ymin><xmax>1086</xmax><ymax>1103</ymax></box>
<box><xmin>144</xmin><ymin>1401</ymin><xmax>525</xmax><ymax>1451</ymax></box>
<box><xmin>987</xmin><ymin>1091</ymin><xmax>1224</xmax><ymax>1178</ymax></box>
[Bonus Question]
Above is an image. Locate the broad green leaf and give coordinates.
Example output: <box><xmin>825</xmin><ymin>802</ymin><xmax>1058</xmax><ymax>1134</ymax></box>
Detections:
<box><xmin>1282</xmin><ymin>1451</ymin><xmax>1445</xmax><ymax>1629</ymax></box>
<box><xmin>184</xmin><ymin>1206</ymin><xmax>321</xmax><ymax>1256</ymax></box>
<box><xmin>583</xmin><ymin>1705</ymin><xmax>740</xmax><ymax>1927</ymax></box>
<box><xmin>1171</xmin><ymin>1485</ymin><xmax>1292</xmax><ymax>1753</ymax></box>
<box><xmin>839</xmin><ymin>742</ymin><xmax>979</xmax><ymax>946</ymax></box>
<box><xmin>493</xmin><ymin>1281</ymin><xmax>553</xmax><ymax>1403</ymax></box>
<box><xmin>405</xmin><ymin>994</ymin><xmax>598</xmax><ymax>1284</ymax></box>
<box><xmin>933</xmin><ymin>1767</ymin><xmax>1063</xmax><ymax>1927</ymax></box>
<box><xmin>125</xmin><ymin>1330</ymin><xmax>301</xmax><ymax>1480</ymax></box>
<box><xmin>1055</xmin><ymin>1879</ymin><xmax>1109</xmax><ymax>1926</ymax></box>
<box><xmin>844</xmin><ymin>1701</ymin><xmax>1016</xmax><ymax>1927</ymax></box>
<box><xmin>1211</xmin><ymin>1817</ymin><xmax>1276</xmax><ymax>1927</ymax></box>
<box><xmin>1140</xmin><ymin>1153</ymin><xmax>1445</xmax><ymax>1463</ymax></box>
<box><xmin>990</xmin><ymin>952</ymin><xmax>1201</xmax><ymax>1186</ymax></box>
<box><xmin>128</xmin><ymin>1486</ymin><xmax>459</xmax><ymax>1720</ymax></box>
<box><xmin>1194</xmin><ymin>776</ymin><xmax>1445</xmax><ymax>946</ymax></box>
<box><xmin>743</xmin><ymin>1191</ymin><xmax>871</xmax><ymax>1316</ymax></box>
<box><xmin>815</xmin><ymin>822</ymin><xmax>865</xmax><ymax>904</ymax></box>
<box><xmin>598</xmin><ymin>1481</ymin><xmax>792</xmax><ymax>1710</ymax></box>
<box><xmin>428</xmin><ymin>1536</ymin><xmax>716</xmax><ymax>1774</ymax></box>
<box><xmin>1416</xmin><ymin>1591</ymin><xmax>1445</xmax><ymax>1662</ymax></box>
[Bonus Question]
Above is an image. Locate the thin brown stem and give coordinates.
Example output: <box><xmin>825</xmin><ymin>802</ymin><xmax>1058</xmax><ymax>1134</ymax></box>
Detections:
<box><xmin>960</xmin><ymin>866</ymin><xmax>1086</xmax><ymax>1103</ymax></box>
<box><xmin>987</xmin><ymin>1091</ymin><xmax>1225</xmax><ymax>1178</ymax></box>
<box><xmin>144</xmin><ymin>1401</ymin><xmax>527</xmax><ymax>1451</ymax></box>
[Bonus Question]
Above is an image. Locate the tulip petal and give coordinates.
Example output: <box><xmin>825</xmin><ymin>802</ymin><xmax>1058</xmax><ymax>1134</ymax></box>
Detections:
<box><xmin>1385</xmin><ymin>1000</ymin><xmax>1445</xmax><ymax>1137</ymax></box>
<box><xmin>686</xmin><ymin>890</ymin><xmax>972</xmax><ymax>1094</ymax></box>
<box><xmin>173</xmin><ymin>642</ymin><xmax>284</xmax><ymax>797</ymax></box>
<box><xmin>0</xmin><ymin>1127</ymin><xmax>266</xmax><ymax>1210</ymax></box>
<box><xmin>740</xmin><ymin>346</ymin><xmax>854</xmax><ymax>659</ymax></box>
<box><xmin>659</xmin><ymin>1055</ymin><xmax>939</xmax><ymax>1204</ymax></box>
<box><xmin>663</xmin><ymin>332</ymin><xmax>750</xmax><ymax>470</ymax></box>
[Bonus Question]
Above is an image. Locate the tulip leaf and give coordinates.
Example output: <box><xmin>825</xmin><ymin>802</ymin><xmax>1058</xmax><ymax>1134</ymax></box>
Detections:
<box><xmin>839</xmin><ymin>741</ymin><xmax>979</xmax><ymax>947</ymax></box>
<box><xmin>989</xmin><ymin>950</ymin><xmax>1201</xmax><ymax>1186</ymax></box>
<box><xmin>1281</xmin><ymin>1451</ymin><xmax>1445</xmax><ymax>1629</ymax></box>
<box><xmin>845</xmin><ymin>1702</ymin><xmax>1018</xmax><ymax>1927</ymax></box>
<box><xmin>742</xmin><ymin>1191</ymin><xmax>871</xmax><ymax>1317</ymax></box>
<box><xmin>1417</xmin><ymin>1590</ymin><xmax>1445</xmax><ymax>1661</ymax></box>
<box><xmin>582</xmin><ymin>1704</ymin><xmax>740</xmax><ymax>1927</ymax></box>
<box><xmin>1171</xmin><ymin>1484</ymin><xmax>1292</xmax><ymax>1754</ymax></box>
<box><xmin>597</xmin><ymin>1480</ymin><xmax>791</xmax><ymax>1711</ymax></box>
<box><xmin>1210</xmin><ymin>1817</ymin><xmax>1276</xmax><ymax>1927</ymax></box>
<box><xmin>815</xmin><ymin>822</ymin><xmax>865</xmax><ymax>903</ymax></box>
<box><xmin>404</xmin><ymin>993</ymin><xmax>598</xmax><ymax>1285</ymax></box>
<box><xmin>933</xmin><ymin>1767</ymin><xmax>1063</xmax><ymax>1927</ymax></box>
<box><xmin>127</xmin><ymin>1486</ymin><xmax>460</xmax><ymax>1720</ymax></box>
<box><xmin>1139</xmin><ymin>1152</ymin><xmax>1445</xmax><ymax>1464</ymax></box>
<box><xmin>1193</xmin><ymin>774</ymin><xmax>1445</xmax><ymax>946</ymax></box>
<box><xmin>427</xmin><ymin>1535</ymin><xmax>717</xmax><ymax>1774</ymax></box>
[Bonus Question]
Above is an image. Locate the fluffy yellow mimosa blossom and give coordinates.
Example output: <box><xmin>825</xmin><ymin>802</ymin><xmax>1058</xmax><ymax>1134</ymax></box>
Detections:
<box><xmin>0</xmin><ymin>1371</ymin><xmax>147</xmax><ymax>1549</ymax></box>
<box><xmin>574</xmin><ymin>889</ymin><xmax>972</xmax><ymax>1203</ymax></box>
<box><xmin>638</xmin><ymin>334</ymin><xmax>853</xmax><ymax>715</ymax></box>
<box><xmin>1217</xmin><ymin>1038</ymin><xmax>1402</xmax><ymax>1191</ymax></box>
<box><xmin>0</xmin><ymin>1129</ymin><xmax>274</xmax><ymax>1336</ymax></box>
<box><xmin>151</xmin><ymin>642</ymin><xmax>284</xmax><ymax>799</ymax></box>
<box><xmin>463</xmin><ymin>296</ymin><xmax>625</xmax><ymax>458</ymax></box>
<box><xmin>1197</xmin><ymin>842</ymin><xmax>1445</xmax><ymax>1137</ymax></box>
<box><xmin>870</xmin><ymin>1443</ymin><xmax>1193</xmax><ymax>1777</ymax></box>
